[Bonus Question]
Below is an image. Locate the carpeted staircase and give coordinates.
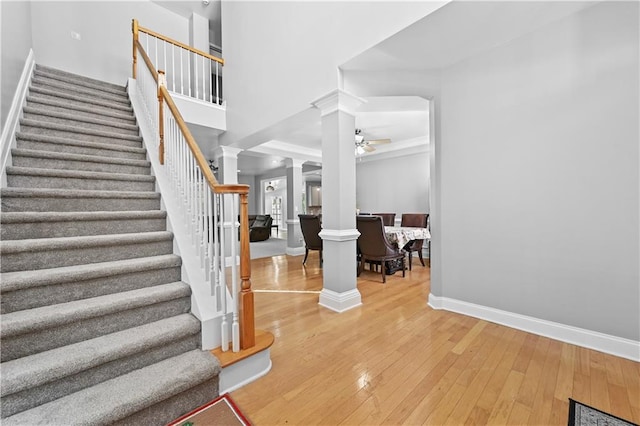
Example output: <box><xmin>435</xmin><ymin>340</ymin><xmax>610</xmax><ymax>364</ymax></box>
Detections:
<box><xmin>0</xmin><ymin>65</ymin><xmax>221</xmax><ymax>425</ymax></box>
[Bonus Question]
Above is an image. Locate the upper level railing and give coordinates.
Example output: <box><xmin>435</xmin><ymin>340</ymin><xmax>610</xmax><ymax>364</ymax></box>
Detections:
<box><xmin>132</xmin><ymin>20</ymin><xmax>254</xmax><ymax>352</ymax></box>
<box><xmin>132</xmin><ymin>19</ymin><xmax>224</xmax><ymax>105</ymax></box>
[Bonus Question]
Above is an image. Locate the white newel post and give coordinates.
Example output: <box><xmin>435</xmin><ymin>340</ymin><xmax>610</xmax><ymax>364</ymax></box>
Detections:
<box><xmin>311</xmin><ymin>89</ymin><xmax>365</xmax><ymax>312</ymax></box>
<box><xmin>285</xmin><ymin>158</ymin><xmax>306</xmax><ymax>256</ymax></box>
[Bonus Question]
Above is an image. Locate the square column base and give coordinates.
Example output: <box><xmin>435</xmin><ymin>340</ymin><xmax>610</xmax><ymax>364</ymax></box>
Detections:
<box><xmin>318</xmin><ymin>288</ymin><xmax>362</xmax><ymax>313</ymax></box>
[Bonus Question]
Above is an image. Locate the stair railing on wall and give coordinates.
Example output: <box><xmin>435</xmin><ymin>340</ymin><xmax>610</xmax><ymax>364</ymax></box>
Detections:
<box><xmin>132</xmin><ymin>23</ymin><xmax>255</xmax><ymax>352</ymax></box>
<box><xmin>132</xmin><ymin>19</ymin><xmax>224</xmax><ymax>105</ymax></box>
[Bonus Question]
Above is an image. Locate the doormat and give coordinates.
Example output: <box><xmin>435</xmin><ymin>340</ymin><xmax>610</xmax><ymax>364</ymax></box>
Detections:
<box><xmin>568</xmin><ymin>398</ymin><xmax>637</xmax><ymax>426</ymax></box>
<box><xmin>168</xmin><ymin>394</ymin><xmax>251</xmax><ymax>426</ymax></box>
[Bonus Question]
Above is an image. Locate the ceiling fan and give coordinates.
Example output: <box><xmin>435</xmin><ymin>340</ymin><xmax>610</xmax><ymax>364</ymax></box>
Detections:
<box><xmin>355</xmin><ymin>129</ymin><xmax>391</xmax><ymax>154</ymax></box>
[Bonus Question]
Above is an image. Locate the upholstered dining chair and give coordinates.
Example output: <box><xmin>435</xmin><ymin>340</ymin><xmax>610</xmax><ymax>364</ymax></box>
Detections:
<box><xmin>373</xmin><ymin>213</ymin><xmax>396</xmax><ymax>226</ymax></box>
<box><xmin>298</xmin><ymin>214</ymin><xmax>322</xmax><ymax>267</ymax></box>
<box><xmin>356</xmin><ymin>215</ymin><xmax>406</xmax><ymax>283</ymax></box>
<box><xmin>400</xmin><ymin>213</ymin><xmax>429</xmax><ymax>270</ymax></box>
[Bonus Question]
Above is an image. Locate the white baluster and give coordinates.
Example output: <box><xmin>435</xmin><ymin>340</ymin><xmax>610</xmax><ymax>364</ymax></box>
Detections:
<box><xmin>215</xmin><ymin>62</ymin><xmax>219</xmax><ymax>105</ymax></box>
<box><xmin>163</xmin><ymin>41</ymin><xmax>166</xmax><ymax>79</ymax></box>
<box><xmin>219</xmin><ymin>193</ymin><xmax>228</xmax><ymax>351</ymax></box>
<box><xmin>180</xmin><ymin>48</ymin><xmax>184</xmax><ymax>95</ymax></box>
<box><xmin>209</xmin><ymin>60</ymin><xmax>212</xmax><ymax>103</ymax></box>
<box><xmin>202</xmin><ymin>56</ymin><xmax>205</xmax><ymax>101</ymax></box>
<box><xmin>187</xmin><ymin>50</ymin><xmax>191</xmax><ymax>97</ymax></box>
<box><xmin>230</xmin><ymin>194</ymin><xmax>239</xmax><ymax>352</ymax></box>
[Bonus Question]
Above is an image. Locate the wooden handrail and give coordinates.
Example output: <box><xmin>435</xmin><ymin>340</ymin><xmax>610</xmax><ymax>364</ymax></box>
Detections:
<box><xmin>135</xmin><ymin>19</ymin><xmax>224</xmax><ymax>65</ymax></box>
<box><xmin>134</xmin><ymin>21</ymin><xmax>253</xmax><ymax>350</ymax></box>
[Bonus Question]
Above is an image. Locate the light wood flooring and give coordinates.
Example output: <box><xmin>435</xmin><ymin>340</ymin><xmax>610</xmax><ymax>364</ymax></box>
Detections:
<box><xmin>231</xmin><ymin>252</ymin><xmax>640</xmax><ymax>425</ymax></box>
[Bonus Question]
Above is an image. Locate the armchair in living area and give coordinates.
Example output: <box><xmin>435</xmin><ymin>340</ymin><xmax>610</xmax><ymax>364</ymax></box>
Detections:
<box><xmin>298</xmin><ymin>214</ymin><xmax>322</xmax><ymax>267</ymax></box>
<box><xmin>400</xmin><ymin>213</ymin><xmax>429</xmax><ymax>270</ymax></box>
<box><xmin>248</xmin><ymin>214</ymin><xmax>273</xmax><ymax>242</ymax></box>
<box><xmin>356</xmin><ymin>215</ymin><xmax>406</xmax><ymax>283</ymax></box>
<box><xmin>372</xmin><ymin>213</ymin><xmax>396</xmax><ymax>226</ymax></box>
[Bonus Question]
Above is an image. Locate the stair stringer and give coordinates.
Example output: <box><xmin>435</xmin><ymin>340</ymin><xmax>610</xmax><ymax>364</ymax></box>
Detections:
<box><xmin>1</xmin><ymin>49</ymin><xmax>35</xmax><ymax>187</ymax></box>
<box><xmin>128</xmin><ymin>78</ymin><xmax>228</xmax><ymax>350</ymax></box>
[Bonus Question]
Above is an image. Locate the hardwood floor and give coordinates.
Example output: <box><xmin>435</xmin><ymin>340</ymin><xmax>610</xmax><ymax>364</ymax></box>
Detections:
<box><xmin>231</xmin><ymin>252</ymin><xmax>640</xmax><ymax>425</ymax></box>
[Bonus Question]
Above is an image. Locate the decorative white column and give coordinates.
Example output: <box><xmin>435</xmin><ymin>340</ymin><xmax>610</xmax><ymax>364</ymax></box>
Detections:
<box><xmin>311</xmin><ymin>89</ymin><xmax>366</xmax><ymax>313</ymax></box>
<box><xmin>214</xmin><ymin>146</ymin><xmax>242</xmax><ymax>184</ymax></box>
<box><xmin>285</xmin><ymin>158</ymin><xmax>306</xmax><ymax>256</ymax></box>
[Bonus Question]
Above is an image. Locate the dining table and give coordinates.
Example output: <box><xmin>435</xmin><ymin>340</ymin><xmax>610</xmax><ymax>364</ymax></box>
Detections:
<box><xmin>384</xmin><ymin>226</ymin><xmax>431</xmax><ymax>249</ymax></box>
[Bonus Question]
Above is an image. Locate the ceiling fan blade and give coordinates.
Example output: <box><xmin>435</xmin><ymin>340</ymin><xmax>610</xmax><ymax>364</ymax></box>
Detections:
<box><xmin>367</xmin><ymin>138</ymin><xmax>391</xmax><ymax>145</ymax></box>
<box><xmin>363</xmin><ymin>145</ymin><xmax>376</xmax><ymax>152</ymax></box>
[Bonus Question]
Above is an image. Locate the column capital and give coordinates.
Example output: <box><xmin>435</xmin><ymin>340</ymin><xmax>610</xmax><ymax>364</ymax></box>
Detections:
<box><xmin>214</xmin><ymin>145</ymin><xmax>243</xmax><ymax>159</ymax></box>
<box><xmin>311</xmin><ymin>89</ymin><xmax>366</xmax><ymax>117</ymax></box>
<box><xmin>284</xmin><ymin>158</ymin><xmax>306</xmax><ymax>168</ymax></box>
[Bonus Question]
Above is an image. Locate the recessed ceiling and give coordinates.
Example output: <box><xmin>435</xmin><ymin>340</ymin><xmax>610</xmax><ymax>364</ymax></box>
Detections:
<box><xmin>237</xmin><ymin>96</ymin><xmax>430</xmax><ymax>176</ymax></box>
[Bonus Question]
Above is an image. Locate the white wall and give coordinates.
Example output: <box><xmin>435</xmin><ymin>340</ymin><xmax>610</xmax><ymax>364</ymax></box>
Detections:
<box><xmin>29</xmin><ymin>1</ymin><xmax>191</xmax><ymax>86</ymax></box>
<box><xmin>1</xmin><ymin>0</ymin><xmax>32</xmax><ymax>128</ymax></box>
<box><xmin>438</xmin><ymin>1</ymin><xmax>639</xmax><ymax>341</ymax></box>
<box><xmin>220</xmin><ymin>1</ymin><xmax>448</xmax><ymax>147</ymax></box>
<box><xmin>356</xmin><ymin>152</ymin><xmax>429</xmax><ymax>218</ymax></box>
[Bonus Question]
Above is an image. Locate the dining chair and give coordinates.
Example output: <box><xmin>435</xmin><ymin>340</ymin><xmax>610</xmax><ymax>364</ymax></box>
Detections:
<box><xmin>373</xmin><ymin>213</ymin><xmax>396</xmax><ymax>226</ymax></box>
<box><xmin>298</xmin><ymin>214</ymin><xmax>322</xmax><ymax>267</ymax></box>
<box><xmin>356</xmin><ymin>215</ymin><xmax>406</xmax><ymax>283</ymax></box>
<box><xmin>400</xmin><ymin>213</ymin><xmax>429</xmax><ymax>270</ymax></box>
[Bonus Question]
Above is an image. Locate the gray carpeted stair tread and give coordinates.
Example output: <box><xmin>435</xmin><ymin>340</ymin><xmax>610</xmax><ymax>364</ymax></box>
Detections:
<box><xmin>31</xmin><ymin>77</ymin><xmax>130</xmax><ymax>105</ymax></box>
<box><xmin>28</xmin><ymin>85</ymin><xmax>133</xmax><ymax>113</ymax></box>
<box><xmin>0</xmin><ymin>254</ymin><xmax>180</xmax><ymax>293</ymax></box>
<box><xmin>23</xmin><ymin>106</ymin><xmax>139</xmax><ymax>134</ymax></box>
<box><xmin>6</xmin><ymin>166</ymin><xmax>155</xmax><ymax>184</ymax></box>
<box><xmin>1</xmin><ymin>230</ymin><xmax>173</xmax><ymax>257</ymax></box>
<box><xmin>19</xmin><ymin>118</ymin><xmax>142</xmax><ymax>143</ymax></box>
<box><xmin>1</xmin><ymin>210</ymin><xmax>165</xmax><ymax>226</ymax></box>
<box><xmin>26</xmin><ymin>95</ymin><xmax>136</xmax><ymax>123</ymax></box>
<box><xmin>35</xmin><ymin>64</ymin><xmax>126</xmax><ymax>93</ymax></box>
<box><xmin>1</xmin><ymin>187</ymin><xmax>160</xmax><ymax>200</ymax></box>
<box><xmin>33</xmin><ymin>68</ymin><xmax>127</xmax><ymax>97</ymax></box>
<box><xmin>15</xmin><ymin>132</ymin><xmax>147</xmax><ymax>159</ymax></box>
<box><xmin>0</xmin><ymin>281</ymin><xmax>190</xmax><ymax>338</ymax></box>
<box><xmin>1</xmin><ymin>314</ymin><xmax>200</xmax><ymax>396</ymax></box>
<box><xmin>0</xmin><ymin>230</ymin><xmax>174</xmax><ymax>272</ymax></box>
<box><xmin>0</xmin><ymin>209</ymin><xmax>166</xmax><ymax>240</ymax></box>
<box><xmin>11</xmin><ymin>148</ymin><xmax>150</xmax><ymax>170</ymax></box>
<box><xmin>1</xmin><ymin>187</ymin><xmax>161</xmax><ymax>213</ymax></box>
<box><xmin>2</xmin><ymin>350</ymin><xmax>220</xmax><ymax>426</ymax></box>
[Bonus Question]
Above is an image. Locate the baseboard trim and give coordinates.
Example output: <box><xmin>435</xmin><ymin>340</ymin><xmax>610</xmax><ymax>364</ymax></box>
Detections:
<box><xmin>218</xmin><ymin>349</ymin><xmax>272</xmax><ymax>394</ymax></box>
<box><xmin>319</xmin><ymin>288</ymin><xmax>362</xmax><ymax>313</ymax></box>
<box><xmin>285</xmin><ymin>246</ymin><xmax>305</xmax><ymax>256</ymax></box>
<box><xmin>428</xmin><ymin>293</ymin><xmax>640</xmax><ymax>362</ymax></box>
<box><xmin>1</xmin><ymin>49</ymin><xmax>35</xmax><ymax>187</ymax></box>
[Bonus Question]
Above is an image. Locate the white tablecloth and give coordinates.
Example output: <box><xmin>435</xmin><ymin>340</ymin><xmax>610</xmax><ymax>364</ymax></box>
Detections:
<box><xmin>384</xmin><ymin>226</ymin><xmax>431</xmax><ymax>248</ymax></box>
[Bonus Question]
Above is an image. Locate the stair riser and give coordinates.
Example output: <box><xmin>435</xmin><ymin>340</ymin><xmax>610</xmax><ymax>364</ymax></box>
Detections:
<box><xmin>1</xmin><ymin>195</ymin><xmax>160</xmax><ymax>212</ymax></box>
<box><xmin>7</xmin><ymin>174</ymin><xmax>155</xmax><ymax>192</ymax></box>
<box><xmin>1</xmin><ymin>265</ymin><xmax>181</xmax><ymax>313</ymax></box>
<box><xmin>16</xmin><ymin>139</ymin><xmax>147</xmax><ymax>161</ymax></box>
<box><xmin>27</xmin><ymin>98</ymin><xmax>136</xmax><ymax>126</ymax></box>
<box><xmin>33</xmin><ymin>72</ymin><xmax>127</xmax><ymax>97</ymax></box>
<box><xmin>31</xmin><ymin>80</ymin><xmax>130</xmax><ymax>106</ymax></box>
<box><xmin>1</xmin><ymin>335</ymin><xmax>199</xmax><ymax>418</ymax></box>
<box><xmin>113</xmin><ymin>377</ymin><xmax>219</xmax><ymax>426</ymax></box>
<box><xmin>1</xmin><ymin>238</ymin><xmax>173</xmax><ymax>273</ymax></box>
<box><xmin>0</xmin><ymin>297</ymin><xmax>191</xmax><ymax>362</ymax></box>
<box><xmin>19</xmin><ymin>124</ymin><xmax>142</xmax><ymax>148</ymax></box>
<box><xmin>35</xmin><ymin>65</ymin><xmax>126</xmax><ymax>93</ymax></box>
<box><xmin>12</xmin><ymin>155</ymin><xmax>150</xmax><ymax>176</ymax></box>
<box><xmin>1</xmin><ymin>216</ymin><xmax>166</xmax><ymax>240</ymax></box>
<box><xmin>28</xmin><ymin>90</ymin><xmax>133</xmax><ymax>115</ymax></box>
<box><xmin>23</xmin><ymin>112</ymin><xmax>139</xmax><ymax>137</ymax></box>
